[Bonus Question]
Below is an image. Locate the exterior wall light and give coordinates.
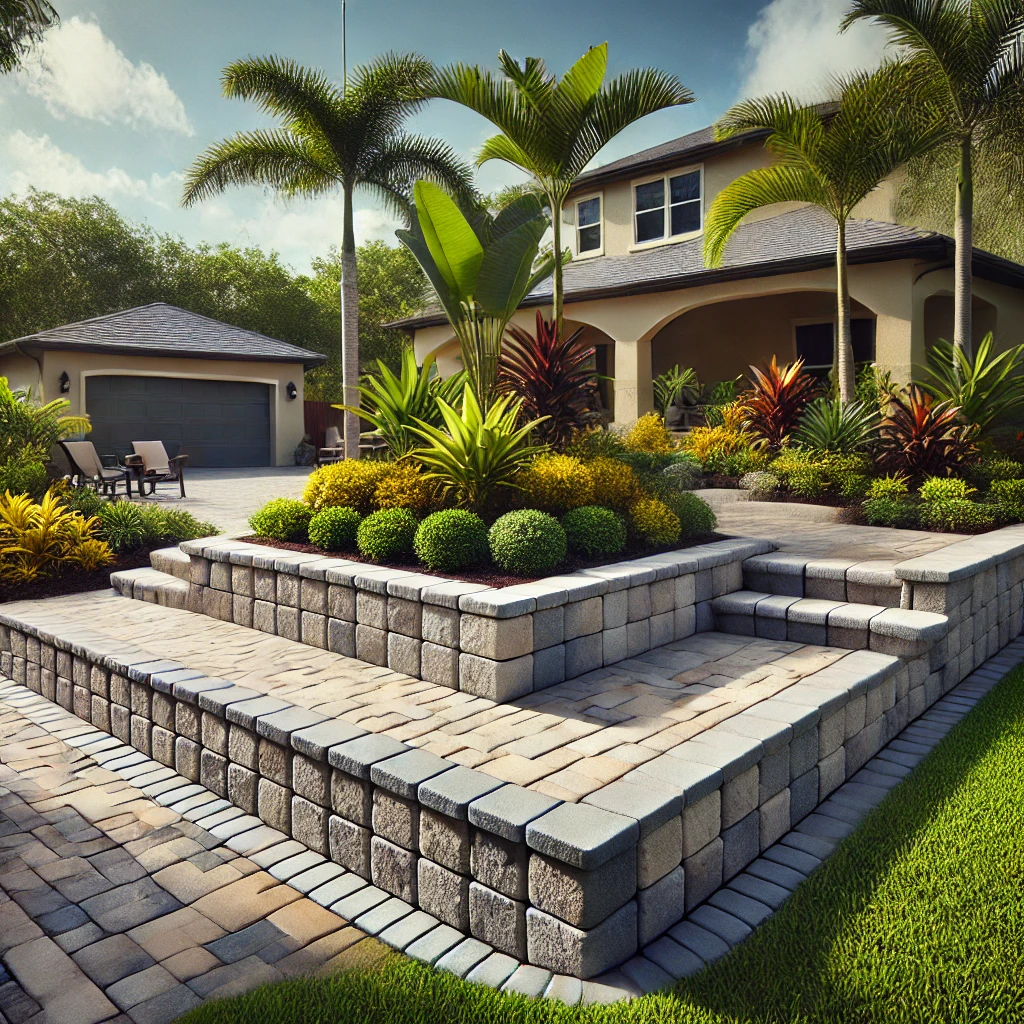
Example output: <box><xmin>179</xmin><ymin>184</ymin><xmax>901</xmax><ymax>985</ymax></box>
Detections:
<box><xmin>286</xmin><ymin>382</ymin><xmax>298</xmax><ymax>400</ymax></box>
<box><xmin>59</xmin><ymin>371</ymin><xmax>70</xmax><ymax>394</ymax></box>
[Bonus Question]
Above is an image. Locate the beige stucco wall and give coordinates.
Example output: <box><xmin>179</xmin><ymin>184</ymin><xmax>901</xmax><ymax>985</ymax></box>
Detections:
<box><xmin>0</xmin><ymin>349</ymin><xmax>307</xmax><ymax>466</ymax></box>
<box><xmin>566</xmin><ymin>137</ymin><xmax>901</xmax><ymax>260</ymax></box>
<box><xmin>0</xmin><ymin>351</ymin><xmax>42</xmax><ymax>393</ymax></box>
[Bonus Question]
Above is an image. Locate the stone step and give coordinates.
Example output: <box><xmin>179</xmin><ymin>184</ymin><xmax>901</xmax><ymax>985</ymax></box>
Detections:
<box><xmin>110</xmin><ymin>566</ymin><xmax>189</xmax><ymax>609</ymax></box>
<box><xmin>711</xmin><ymin>590</ymin><xmax>948</xmax><ymax>657</ymax></box>
<box><xmin>151</xmin><ymin>545</ymin><xmax>191</xmax><ymax>580</ymax></box>
<box><xmin>742</xmin><ymin>553</ymin><xmax>905</xmax><ymax>607</ymax></box>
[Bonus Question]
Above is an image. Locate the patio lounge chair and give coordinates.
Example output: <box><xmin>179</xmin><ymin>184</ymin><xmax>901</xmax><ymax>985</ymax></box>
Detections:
<box><xmin>318</xmin><ymin>425</ymin><xmax>344</xmax><ymax>466</ymax></box>
<box><xmin>59</xmin><ymin>441</ymin><xmax>132</xmax><ymax>496</ymax></box>
<box><xmin>124</xmin><ymin>441</ymin><xmax>187</xmax><ymax>498</ymax></box>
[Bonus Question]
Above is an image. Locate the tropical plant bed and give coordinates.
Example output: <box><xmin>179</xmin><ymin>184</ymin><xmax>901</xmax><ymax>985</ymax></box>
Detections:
<box><xmin>238</xmin><ymin>531</ymin><xmax>723</xmax><ymax>589</ymax></box>
<box><xmin>0</xmin><ymin>545</ymin><xmax>161</xmax><ymax>604</ymax></box>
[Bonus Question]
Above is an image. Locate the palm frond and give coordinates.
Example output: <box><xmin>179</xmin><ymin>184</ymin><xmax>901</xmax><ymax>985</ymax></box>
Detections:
<box><xmin>0</xmin><ymin>0</ymin><xmax>58</xmax><ymax>73</ymax></box>
<box><xmin>703</xmin><ymin>165</ymin><xmax>824</xmax><ymax>267</ymax></box>
<box><xmin>182</xmin><ymin>131</ymin><xmax>339</xmax><ymax>206</ymax></box>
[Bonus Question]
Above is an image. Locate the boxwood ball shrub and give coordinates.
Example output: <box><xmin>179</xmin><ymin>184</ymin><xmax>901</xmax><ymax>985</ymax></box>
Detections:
<box><xmin>248</xmin><ymin>498</ymin><xmax>313</xmax><ymax>541</ymax></box>
<box><xmin>489</xmin><ymin>509</ymin><xmax>567</xmax><ymax>576</ymax></box>
<box><xmin>357</xmin><ymin>508</ymin><xmax>418</xmax><ymax>562</ymax></box>
<box><xmin>990</xmin><ymin>478</ymin><xmax>1024</xmax><ymax>523</ymax></box>
<box><xmin>413</xmin><ymin>509</ymin><xmax>490</xmax><ymax>572</ymax></box>
<box><xmin>863</xmin><ymin>496</ymin><xmax>918</xmax><ymax>529</ymax></box>
<box><xmin>561</xmin><ymin>505</ymin><xmax>626</xmax><ymax>558</ymax></box>
<box><xmin>665</xmin><ymin>491</ymin><xmax>717</xmax><ymax>538</ymax></box>
<box><xmin>919</xmin><ymin>498</ymin><xmax>994</xmax><ymax>532</ymax></box>
<box><xmin>308</xmin><ymin>506</ymin><xmax>360</xmax><ymax>551</ymax></box>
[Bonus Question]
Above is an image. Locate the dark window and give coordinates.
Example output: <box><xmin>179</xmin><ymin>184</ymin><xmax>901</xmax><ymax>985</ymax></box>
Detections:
<box><xmin>576</xmin><ymin>196</ymin><xmax>601</xmax><ymax>253</ymax></box>
<box><xmin>669</xmin><ymin>170</ymin><xmax>701</xmax><ymax>235</ymax></box>
<box><xmin>634</xmin><ymin>179</ymin><xmax>666</xmax><ymax>242</ymax></box>
<box><xmin>796</xmin><ymin>319</ymin><xmax>877</xmax><ymax>374</ymax></box>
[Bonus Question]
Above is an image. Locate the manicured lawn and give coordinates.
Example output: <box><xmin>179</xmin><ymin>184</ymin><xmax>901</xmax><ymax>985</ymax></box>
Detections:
<box><xmin>181</xmin><ymin>668</ymin><xmax>1024</xmax><ymax>1024</ymax></box>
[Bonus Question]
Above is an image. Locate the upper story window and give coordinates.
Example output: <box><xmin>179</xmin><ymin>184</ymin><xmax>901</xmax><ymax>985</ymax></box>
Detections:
<box><xmin>633</xmin><ymin>168</ymin><xmax>702</xmax><ymax>245</ymax></box>
<box><xmin>575</xmin><ymin>195</ymin><xmax>602</xmax><ymax>254</ymax></box>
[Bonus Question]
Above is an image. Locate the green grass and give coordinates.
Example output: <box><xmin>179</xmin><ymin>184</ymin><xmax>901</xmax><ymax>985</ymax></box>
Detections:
<box><xmin>181</xmin><ymin>669</ymin><xmax>1024</xmax><ymax>1024</ymax></box>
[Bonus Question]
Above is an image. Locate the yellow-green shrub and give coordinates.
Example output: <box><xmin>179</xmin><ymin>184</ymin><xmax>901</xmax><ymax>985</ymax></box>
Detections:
<box><xmin>0</xmin><ymin>490</ymin><xmax>114</xmax><ymax>582</ymax></box>
<box><xmin>374</xmin><ymin>462</ymin><xmax>438</xmax><ymax>513</ymax></box>
<box><xmin>624</xmin><ymin>413</ymin><xmax>675</xmax><ymax>454</ymax></box>
<box><xmin>681</xmin><ymin>424</ymin><xmax>765</xmax><ymax>476</ymax></box>
<box><xmin>588</xmin><ymin>457</ymin><xmax>640</xmax><ymax>510</ymax></box>
<box><xmin>517</xmin><ymin>455</ymin><xmax>594</xmax><ymax>514</ymax></box>
<box><xmin>629</xmin><ymin>496</ymin><xmax>681</xmax><ymax>547</ymax></box>
<box><xmin>303</xmin><ymin>460</ymin><xmax>389</xmax><ymax>513</ymax></box>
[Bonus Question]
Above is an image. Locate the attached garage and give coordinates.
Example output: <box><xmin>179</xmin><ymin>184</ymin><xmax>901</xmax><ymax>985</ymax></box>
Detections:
<box><xmin>0</xmin><ymin>303</ymin><xmax>326</xmax><ymax>467</ymax></box>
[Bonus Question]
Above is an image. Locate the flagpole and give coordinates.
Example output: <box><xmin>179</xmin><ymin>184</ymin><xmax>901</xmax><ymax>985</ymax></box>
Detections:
<box><xmin>342</xmin><ymin>0</ymin><xmax>347</xmax><ymax>95</ymax></box>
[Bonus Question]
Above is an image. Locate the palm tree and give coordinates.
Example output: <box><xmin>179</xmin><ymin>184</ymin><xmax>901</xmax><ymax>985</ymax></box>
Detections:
<box><xmin>0</xmin><ymin>0</ymin><xmax>58</xmax><ymax>73</ymax></box>
<box><xmin>423</xmin><ymin>43</ymin><xmax>693</xmax><ymax>338</ymax></box>
<box><xmin>182</xmin><ymin>54</ymin><xmax>474</xmax><ymax>459</ymax></box>
<box><xmin>843</xmin><ymin>0</ymin><xmax>1024</xmax><ymax>357</ymax></box>
<box><xmin>703</xmin><ymin>64</ymin><xmax>944</xmax><ymax>402</ymax></box>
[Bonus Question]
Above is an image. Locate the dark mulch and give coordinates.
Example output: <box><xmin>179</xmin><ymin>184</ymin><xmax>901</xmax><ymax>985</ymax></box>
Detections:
<box><xmin>238</xmin><ymin>534</ymin><xmax>724</xmax><ymax>588</ymax></box>
<box><xmin>0</xmin><ymin>547</ymin><xmax>160</xmax><ymax>604</ymax></box>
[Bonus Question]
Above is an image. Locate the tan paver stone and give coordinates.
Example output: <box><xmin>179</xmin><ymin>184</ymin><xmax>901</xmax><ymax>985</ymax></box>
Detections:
<box><xmin>266</xmin><ymin>899</ymin><xmax>343</xmax><ymax>944</ymax></box>
<box><xmin>128</xmin><ymin>907</ymin><xmax>226</xmax><ymax>960</ymax></box>
<box><xmin>151</xmin><ymin>861</ymin><xmax>244</xmax><ymax>904</ymax></box>
<box><xmin>161</xmin><ymin>946</ymin><xmax>222</xmax><ymax>982</ymax></box>
<box><xmin>191</xmin><ymin>872</ymin><xmax>300</xmax><ymax>931</ymax></box>
<box><xmin>0</xmin><ymin>899</ymin><xmax>43</xmax><ymax>952</ymax></box>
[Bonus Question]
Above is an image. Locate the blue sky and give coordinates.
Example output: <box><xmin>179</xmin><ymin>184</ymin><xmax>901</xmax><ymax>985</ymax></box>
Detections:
<box><xmin>0</xmin><ymin>0</ymin><xmax>889</xmax><ymax>272</ymax></box>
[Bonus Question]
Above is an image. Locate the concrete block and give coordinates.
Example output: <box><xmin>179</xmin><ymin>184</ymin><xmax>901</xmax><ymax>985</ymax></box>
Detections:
<box><xmin>292</xmin><ymin>795</ymin><xmax>328</xmax><ymax>856</ymax></box>
<box><xmin>721</xmin><ymin>809</ymin><xmax>760</xmax><ymax>880</ymax></box>
<box><xmin>418</xmin><ymin>858</ymin><xmax>469</xmax><ymax>931</ymax></box>
<box><xmin>564</xmin><ymin>598</ymin><xmax>602</xmax><ymax>640</ymax></box>
<box><xmin>373</xmin><ymin>790</ymin><xmax>420</xmax><ymax>851</ymax></box>
<box><xmin>300</xmin><ymin>578</ymin><xmax>327</xmax><ymax>614</ymax></box>
<box><xmin>421</xmin><ymin>642</ymin><xmax>459</xmax><ymax>688</ymax></box>
<box><xmin>355</xmin><ymin>625</ymin><xmax>388</xmax><ymax>666</ymax></box>
<box><xmin>528</xmin><ymin>848</ymin><xmax>636</xmax><ymax>929</ymax></box>
<box><xmin>603</xmin><ymin>590</ymin><xmax>627</xmax><ymax>629</ymax></box>
<box><xmin>637</xmin><ymin>865</ymin><xmax>685</xmax><ymax>946</ymax></box>
<box><xmin>329</xmin><ymin>815</ymin><xmax>371</xmax><ymax>877</ymax></box>
<box><xmin>721</xmin><ymin>765</ymin><xmax>758</xmax><ymax>829</ymax></box>
<box><xmin>533</xmin><ymin>607</ymin><xmax>564</xmax><ymax>651</ymax></box>
<box><xmin>526</xmin><ymin>902</ymin><xmax>637</xmax><ymax>979</ymax></box>
<box><xmin>460</xmin><ymin>614</ymin><xmax>534</xmax><ymax>660</ymax></box>
<box><xmin>387</xmin><ymin>633</ymin><xmax>421</xmax><ymax>677</ymax></box>
<box><xmin>460</xmin><ymin>652</ymin><xmax>533</xmax><ymax>702</ymax></box>
<box><xmin>602</xmin><ymin>626</ymin><xmax>627</xmax><ymax>665</ymax></box>
<box><xmin>469</xmin><ymin>881</ymin><xmax>526</xmax><ymax>958</ymax></box>
<box><xmin>683</xmin><ymin>791</ymin><xmax>721</xmax><ymax>859</ymax></box>
<box><xmin>388</xmin><ymin>597</ymin><xmax>422</xmax><ymax>639</ymax></box>
<box><xmin>228</xmin><ymin>764</ymin><xmax>258</xmax><ymax>815</ymax></box>
<box><xmin>327</xmin><ymin>619</ymin><xmax>356</xmax><ymax>657</ymax></box>
<box><xmin>471</xmin><ymin>829</ymin><xmax>529</xmax><ymax>901</ymax></box>
<box><xmin>636</xmin><ymin>815</ymin><xmax>683</xmax><ymax>889</ymax></box>
<box><xmin>328</xmin><ymin>583</ymin><xmax>355</xmax><ymax>621</ymax></box>
<box><xmin>277</xmin><ymin>605</ymin><xmax>300</xmax><ymax>641</ymax></box>
<box><xmin>371</xmin><ymin>836</ymin><xmax>417</xmax><ymax>902</ymax></box>
<box><xmin>200</xmin><ymin>749</ymin><xmax>228</xmax><ymax>798</ymax></box>
<box><xmin>419</xmin><ymin>808</ymin><xmax>470</xmax><ymax>873</ymax></box>
<box><xmin>331</xmin><ymin>771</ymin><xmax>377</xmax><ymax>827</ymax></box>
<box><xmin>258</xmin><ymin>778</ymin><xmax>292</xmax><ymax>832</ymax></box>
<box><xmin>258</xmin><ymin>738</ymin><xmax>291</xmax><ymax>786</ymax></box>
<box><xmin>683</xmin><ymin>838</ymin><xmax>722</xmax><ymax>911</ymax></box>
<box><xmin>760</xmin><ymin>788</ymin><xmax>790</xmax><ymax>850</ymax></box>
<box><xmin>565</xmin><ymin>635</ymin><xmax>603</xmax><ymax>678</ymax></box>
<box><xmin>175</xmin><ymin>736</ymin><xmax>200</xmax><ymax>782</ymax></box>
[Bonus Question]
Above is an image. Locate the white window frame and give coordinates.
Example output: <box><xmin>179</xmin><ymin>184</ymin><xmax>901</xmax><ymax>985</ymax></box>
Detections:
<box><xmin>573</xmin><ymin>192</ymin><xmax>604</xmax><ymax>258</ymax></box>
<box><xmin>630</xmin><ymin>164</ymin><xmax>703</xmax><ymax>250</ymax></box>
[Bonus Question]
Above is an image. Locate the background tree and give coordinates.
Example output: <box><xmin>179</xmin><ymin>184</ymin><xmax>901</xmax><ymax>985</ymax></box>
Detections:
<box><xmin>423</xmin><ymin>43</ymin><xmax>693</xmax><ymax>337</ymax></box>
<box><xmin>182</xmin><ymin>54</ymin><xmax>473</xmax><ymax>458</ymax></box>
<box><xmin>704</xmin><ymin>64</ymin><xmax>943</xmax><ymax>401</ymax></box>
<box><xmin>302</xmin><ymin>240</ymin><xmax>426</xmax><ymax>399</ymax></box>
<box><xmin>0</xmin><ymin>0</ymin><xmax>57</xmax><ymax>73</ymax></box>
<box><xmin>843</xmin><ymin>0</ymin><xmax>1024</xmax><ymax>356</ymax></box>
<box><xmin>0</xmin><ymin>190</ymin><xmax>332</xmax><ymax>356</ymax></box>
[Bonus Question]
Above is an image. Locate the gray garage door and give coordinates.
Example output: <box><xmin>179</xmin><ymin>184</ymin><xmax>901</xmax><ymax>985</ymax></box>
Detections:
<box><xmin>86</xmin><ymin>376</ymin><xmax>272</xmax><ymax>467</ymax></box>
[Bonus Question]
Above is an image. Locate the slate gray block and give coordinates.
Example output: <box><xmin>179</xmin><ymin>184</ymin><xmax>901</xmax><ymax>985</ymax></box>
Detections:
<box><xmin>418</xmin><ymin>766</ymin><xmax>504</xmax><ymax>819</ymax></box>
<box><xmin>526</xmin><ymin>803</ymin><xmax>638</xmax><ymax>870</ymax></box>
<box><xmin>468</xmin><ymin>785</ymin><xmax>560</xmax><ymax>843</ymax></box>
<box><xmin>371</xmin><ymin>749</ymin><xmax>455</xmax><ymax>799</ymax></box>
<box><xmin>328</xmin><ymin>734</ymin><xmax>408</xmax><ymax>779</ymax></box>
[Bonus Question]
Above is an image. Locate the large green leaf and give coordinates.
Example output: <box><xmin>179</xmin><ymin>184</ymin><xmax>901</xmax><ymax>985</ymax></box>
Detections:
<box><xmin>395</xmin><ymin>221</ymin><xmax>462</xmax><ymax>326</ymax></box>
<box><xmin>413</xmin><ymin>181</ymin><xmax>483</xmax><ymax>302</ymax></box>
<box><xmin>475</xmin><ymin>218</ymin><xmax>547</xmax><ymax>320</ymax></box>
<box><xmin>556</xmin><ymin>43</ymin><xmax>608</xmax><ymax>108</ymax></box>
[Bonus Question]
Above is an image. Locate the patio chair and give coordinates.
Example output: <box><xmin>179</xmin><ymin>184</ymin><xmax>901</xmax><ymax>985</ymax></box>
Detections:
<box><xmin>318</xmin><ymin>425</ymin><xmax>344</xmax><ymax>466</ymax></box>
<box><xmin>59</xmin><ymin>440</ymin><xmax>131</xmax><ymax>496</ymax></box>
<box><xmin>124</xmin><ymin>441</ymin><xmax>188</xmax><ymax>498</ymax></box>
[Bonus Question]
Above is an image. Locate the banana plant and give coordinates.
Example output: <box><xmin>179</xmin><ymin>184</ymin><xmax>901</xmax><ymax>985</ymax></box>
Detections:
<box><xmin>333</xmin><ymin>348</ymin><xmax>466</xmax><ymax>457</ymax></box>
<box><xmin>397</xmin><ymin>180</ymin><xmax>556</xmax><ymax>406</ymax></box>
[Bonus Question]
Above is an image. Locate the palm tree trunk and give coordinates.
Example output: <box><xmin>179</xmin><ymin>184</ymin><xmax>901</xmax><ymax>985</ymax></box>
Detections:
<box><xmin>340</xmin><ymin>183</ymin><xmax>360</xmax><ymax>460</ymax></box>
<box><xmin>953</xmin><ymin>137</ymin><xmax>973</xmax><ymax>358</ymax></box>
<box><xmin>835</xmin><ymin>219</ymin><xmax>855</xmax><ymax>404</ymax></box>
<box><xmin>550</xmin><ymin>191</ymin><xmax>563</xmax><ymax>341</ymax></box>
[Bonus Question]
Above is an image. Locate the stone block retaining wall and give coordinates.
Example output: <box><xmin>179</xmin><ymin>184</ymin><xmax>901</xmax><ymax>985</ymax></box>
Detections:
<box><xmin>147</xmin><ymin>537</ymin><xmax>773</xmax><ymax>701</ymax></box>
<box><xmin>0</xmin><ymin>612</ymin><xmax>953</xmax><ymax>978</ymax></box>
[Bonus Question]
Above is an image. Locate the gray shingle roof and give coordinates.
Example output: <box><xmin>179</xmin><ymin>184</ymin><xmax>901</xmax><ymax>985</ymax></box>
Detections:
<box><xmin>572</xmin><ymin>124</ymin><xmax>720</xmax><ymax>188</ymax></box>
<box><xmin>1</xmin><ymin>303</ymin><xmax>327</xmax><ymax>368</ymax></box>
<box><xmin>389</xmin><ymin>206</ymin><xmax>952</xmax><ymax>330</ymax></box>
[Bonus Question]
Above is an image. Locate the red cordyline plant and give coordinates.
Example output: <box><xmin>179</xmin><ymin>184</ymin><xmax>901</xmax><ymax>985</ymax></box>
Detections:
<box><xmin>742</xmin><ymin>356</ymin><xmax>818</xmax><ymax>448</ymax></box>
<box><xmin>497</xmin><ymin>311</ymin><xmax>599</xmax><ymax>447</ymax></box>
<box><xmin>877</xmin><ymin>385</ymin><xmax>978</xmax><ymax>480</ymax></box>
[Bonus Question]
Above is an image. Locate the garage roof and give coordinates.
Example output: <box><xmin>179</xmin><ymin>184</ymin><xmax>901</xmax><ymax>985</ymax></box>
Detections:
<box><xmin>0</xmin><ymin>303</ymin><xmax>327</xmax><ymax>368</ymax></box>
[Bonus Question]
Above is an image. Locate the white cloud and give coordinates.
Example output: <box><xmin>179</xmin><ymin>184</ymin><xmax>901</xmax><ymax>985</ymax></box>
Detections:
<box><xmin>740</xmin><ymin>0</ymin><xmax>892</xmax><ymax>101</ymax></box>
<box><xmin>2</xmin><ymin>130</ymin><xmax>181</xmax><ymax>204</ymax></box>
<box><xmin>17</xmin><ymin>16</ymin><xmax>192</xmax><ymax>134</ymax></box>
<box><xmin>193</xmin><ymin>193</ymin><xmax>402</xmax><ymax>268</ymax></box>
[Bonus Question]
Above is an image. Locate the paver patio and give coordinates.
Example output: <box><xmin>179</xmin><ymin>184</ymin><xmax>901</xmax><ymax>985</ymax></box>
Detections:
<box><xmin>4</xmin><ymin>591</ymin><xmax>853</xmax><ymax>803</ymax></box>
<box><xmin>0</xmin><ymin>693</ymin><xmax>385</xmax><ymax>1024</ymax></box>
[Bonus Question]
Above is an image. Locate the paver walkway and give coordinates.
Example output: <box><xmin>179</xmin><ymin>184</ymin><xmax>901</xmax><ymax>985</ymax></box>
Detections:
<box><xmin>6</xmin><ymin>593</ymin><xmax>852</xmax><ymax>804</ymax></box>
<box><xmin>715</xmin><ymin>503</ymin><xmax>964</xmax><ymax>561</ymax></box>
<box><xmin>125</xmin><ymin>467</ymin><xmax>312</xmax><ymax>538</ymax></box>
<box><xmin>0</xmin><ymin>689</ymin><xmax>386</xmax><ymax>1024</ymax></box>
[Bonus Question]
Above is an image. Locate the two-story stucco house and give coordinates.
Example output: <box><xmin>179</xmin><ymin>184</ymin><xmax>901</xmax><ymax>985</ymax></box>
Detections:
<box><xmin>395</xmin><ymin>121</ymin><xmax>1024</xmax><ymax>425</ymax></box>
